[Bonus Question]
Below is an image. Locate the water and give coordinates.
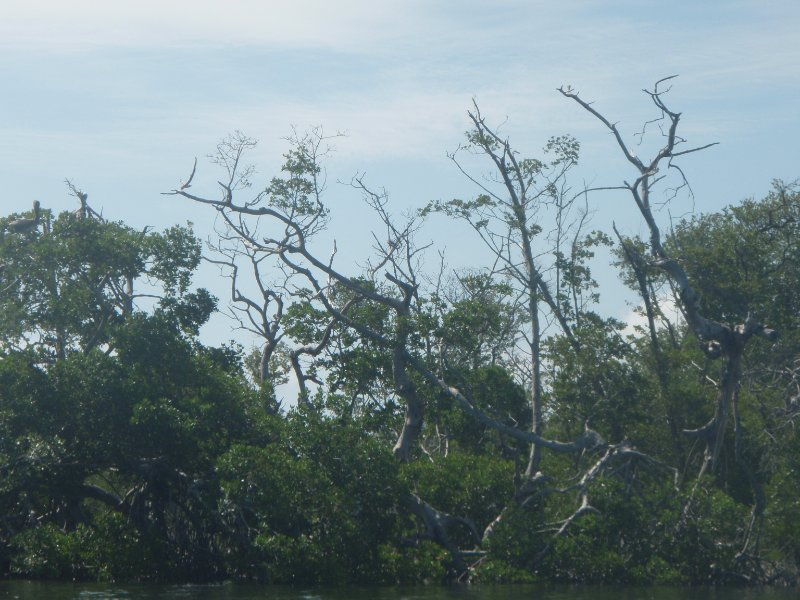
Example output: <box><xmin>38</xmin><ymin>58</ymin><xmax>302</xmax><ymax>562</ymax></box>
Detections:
<box><xmin>0</xmin><ymin>582</ymin><xmax>798</xmax><ymax>600</ymax></box>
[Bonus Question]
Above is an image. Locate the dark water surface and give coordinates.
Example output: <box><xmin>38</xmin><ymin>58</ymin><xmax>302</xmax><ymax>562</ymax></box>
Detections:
<box><xmin>1</xmin><ymin>582</ymin><xmax>798</xmax><ymax>600</ymax></box>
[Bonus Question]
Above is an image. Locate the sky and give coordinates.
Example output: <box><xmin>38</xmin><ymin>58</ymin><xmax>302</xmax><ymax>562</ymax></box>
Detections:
<box><xmin>1</xmin><ymin>0</ymin><xmax>798</xmax><ymax>352</ymax></box>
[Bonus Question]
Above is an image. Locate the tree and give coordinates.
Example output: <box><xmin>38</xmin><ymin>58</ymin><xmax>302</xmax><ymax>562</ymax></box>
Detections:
<box><xmin>168</xmin><ymin>103</ymin><xmax>671</xmax><ymax>577</ymax></box>
<box><xmin>422</xmin><ymin>104</ymin><xmax>606</xmax><ymax>476</ymax></box>
<box><xmin>0</xmin><ymin>187</ymin><xmax>213</xmax><ymax>363</ymax></box>
<box><xmin>662</xmin><ymin>181</ymin><xmax>800</xmax><ymax>576</ymax></box>
<box><xmin>4</xmin><ymin>82</ymin><xmax>800</xmax><ymax>585</ymax></box>
<box><xmin>0</xmin><ymin>192</ymin><xmax>254</xmax><ymax>580</ymax></box>
<box><xmin>560</xmin><ymin>76</ymin><xmax>782</xmax><ymax>565</ymax></box>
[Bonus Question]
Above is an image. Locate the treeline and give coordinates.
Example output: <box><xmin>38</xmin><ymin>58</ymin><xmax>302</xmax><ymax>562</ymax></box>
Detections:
<box><xmin>1</xmin><ymin>83</ymin><xmax>800</xmax><ymax>585</ymax></box>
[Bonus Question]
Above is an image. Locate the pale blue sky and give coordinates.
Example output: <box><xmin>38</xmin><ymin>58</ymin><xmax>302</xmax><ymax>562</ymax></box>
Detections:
<box><xmin>1</xmin><ymin>0</ymin><xmax>798</xmax><ymax>345</ymax></box>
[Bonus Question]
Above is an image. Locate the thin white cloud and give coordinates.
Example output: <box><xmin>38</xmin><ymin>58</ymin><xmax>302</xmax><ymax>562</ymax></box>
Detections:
<box><xmin>622</xmin><ymin>294</ymin><xmax>683</xmax><ymax>339</ymax></box>
<box><xmin>2</xmin><ymin>1</ymin><xmax>798</xmax><ymax>217</ymax></box>
<box><xmin>0</xmin><ymin>0</ymin><xmax>433</xmax><ymax>52</ymax></box>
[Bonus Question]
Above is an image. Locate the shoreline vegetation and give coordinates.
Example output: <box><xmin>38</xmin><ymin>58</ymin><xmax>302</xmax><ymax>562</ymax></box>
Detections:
<box><xmin>2</xmin><ymin>83</ymin><xmax>799</xmax><ymax>586</ymax></box>
<box><xmin>3</xmin><ymin>582</ymin><xmax>800</xmax><ymax>600</ymax></box>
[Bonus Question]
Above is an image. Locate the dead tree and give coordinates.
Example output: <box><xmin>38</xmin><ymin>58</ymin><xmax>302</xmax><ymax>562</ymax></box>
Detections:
<box><xmin>559</xmin><ymin>77</ymin><xmax>778</xmax><ymax>547</ymax></box>
<box><xmin>170</xmin><ymin>124</ymin><xmax>668</xmax><ymax>577</ymax></box>
<box><xmin>204</xmin><ymin>246</ymin><xmax>287</xmax><ymax>408</ymax></box>
<box><xmin>425</xmin><ymin>102</ymin><xmax>596</xmax><ymax>477</ymax></box>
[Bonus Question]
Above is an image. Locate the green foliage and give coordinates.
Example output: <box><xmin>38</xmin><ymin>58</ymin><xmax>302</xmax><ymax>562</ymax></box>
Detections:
<box><xmin>427</xmin><ymin>365</ymin><xmax>529</xmax><ymax>454</ymax></box>
<box><xmin>405</xmin><ymin>452</ymin><xmax>515</xmax><ymax>539</ymax></box>
<box><xmin>765</xmin><ymin>431</ymin><xmax>800</xmax><ymax>569</ymax></box>
<box><xmin>480</xmin><ymin>476</ymin><xmax>756</xmax><ymax>585</ymax></box>
<box><xmin>546</xmin><ymin>313</ymin><xmax>656</xmax><ymax>443</ymax></box>
<box><xmin>375</xmin><ymin>542</ymin><xmax>448</xmax><ymax>584</ymax></box>
<box><xmin>0</xmin><ymin>209</ymin><xmax>212</xmax><ymax>361</ymax></box>
<box><xmin>470</xmin><ymin>558</ymin><xmax>539</xmax><ymax>583</ymax></box>
<box><xmin>554</xmin><ymin>230</ymin><xmax>613</xmax><ymax>316</ymax></box>
<box><xmin>435</xmin><ymin>274</ymin><xmax>521</xmax><ymax>372</ymax></box>
<box><xmin>0</xmin><ymin>202</ymin><xmax>249</xmax><ymax>581</ymax></box>
<box><xmin>11</xmin><ymin>524</ymin><xmax>96</xmax><ymax>580</ymax></box>
<box><xmin>10</xmin><ymin>514</ymin><xmax>161</xmax><ymax>581</ymax></box>
<box><xmin>3</xmin><ymin>169</ymin><xmax>800</xmax><ymax>586</ymax></box>
<box><xmin>669</xmin><ymin>181</ymin><xmax>800</xmax><ymax>328</ymax></box>
<box><xmin>478</xmin><ymin>499</ymin><xmax>548</xmax><ymax>576</ymax></box>
<box><xmin>216</xmin><ymin>413</ymin><xmax>431</xmax><ymax>583</ymax></box>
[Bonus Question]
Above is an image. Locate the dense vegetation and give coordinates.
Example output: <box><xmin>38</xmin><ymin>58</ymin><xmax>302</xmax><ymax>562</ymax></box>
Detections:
<box><xmin>1</xmin><ymin>83</ymin><xmax>799</xmax><ymax>585</ymax></box>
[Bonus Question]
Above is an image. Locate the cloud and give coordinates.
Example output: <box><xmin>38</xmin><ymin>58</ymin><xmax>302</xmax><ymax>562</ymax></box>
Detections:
<box><xmin>0</xmin><ymin>1</ymin><xmax>438</xmax><ymax>53</ymax></box>
<box><xmin>621</xmin><ymin>294</ymin><xmax>683</xmax><ymax>339</ymax></box>
<box><xmin>3</xmin><ymin>0</ymin><xmax>798</xmax><ymax>229</ymax></box>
